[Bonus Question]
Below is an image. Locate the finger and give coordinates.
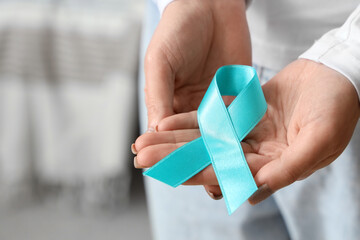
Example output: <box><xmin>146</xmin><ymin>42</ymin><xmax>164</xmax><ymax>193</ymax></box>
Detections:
<box><xmin>136</xmin><ymin>142</ymin><xmax>187</xmax><ymax>168</ymax></box>
<box><xmin>249</xmin><ymin>125</ymin><xmax>331</xmax><ymax>205</ymax></box>
<box><xmin>136</xmin><ymin>138</ymin><xmax>260</xmax><ymax>186</ymax></box>
<box><xmin>184</xmin><ymin>150</ymin><xmax>261</xmax><ymax>185</ymax></box>
<box><xmin>135</xmin><ymin>129</ymin><xmax>201</xmax><ymax>151</ymax></box>
<box><xmin>184</xmin><ymin>165</ymin><xmax>219</xmax><ymax>185</ymax></box>
<box><xmin>204</xmin><ymin>156</ymin><xmax>269</xmax><ymax>200</ymax></box>
<box><xmin>200</xmin><ymin>155</ymin><xmax>268</xmax><ymax>201</ymax></box>
<box><xmin>158</xmin><ymin>111</ymin><xmax>198</xmax><ymax>131</ymax></box>
<box><xmin>144</xmin><ymin>46</ymin><xmax>175</xmax><ymax>131</ymax></box>
<box><xmin>245</xmin><ymin>153</ymin><xmax>272</xmax><ymax>176</ymax></box>
<box><xmin>204</xmin><ymin>185</ymin><xmax>223</xmax><ymax>200</ymax></box>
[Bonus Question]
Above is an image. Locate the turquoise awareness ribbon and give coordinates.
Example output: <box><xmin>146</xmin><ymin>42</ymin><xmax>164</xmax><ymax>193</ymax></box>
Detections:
<box><xmin>143</xmin><ymin>65</ymin><xmax>267</xmax><ymax>215</ymax></box>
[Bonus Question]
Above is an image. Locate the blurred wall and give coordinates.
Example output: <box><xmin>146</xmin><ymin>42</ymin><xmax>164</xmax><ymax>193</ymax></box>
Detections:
<box><xmin>0</xmin><ymin>0</ymin><xmax>144</xmax><ymax>212</ymax></box>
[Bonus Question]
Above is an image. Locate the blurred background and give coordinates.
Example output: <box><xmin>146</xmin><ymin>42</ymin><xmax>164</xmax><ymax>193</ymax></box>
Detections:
<box><xmin>0</xmin><ymin>0</ymin><xmax>151</xmax><ymax>239</ymax></box>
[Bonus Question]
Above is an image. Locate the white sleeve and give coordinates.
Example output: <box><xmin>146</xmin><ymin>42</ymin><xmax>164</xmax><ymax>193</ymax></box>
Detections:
<box><xmin>152</xmin><ymin>0</ymin><xmax>174</xmax><ymax>15</ymax></box>
<box><xmin>152</xmin><ymin>0</ymin><xmax>252</xmax><ymax>16</ymax></box>
<box><xmin>299</xmin><ymin>4</ymin><xmax>360</xmax><ymax>100</ymax></box>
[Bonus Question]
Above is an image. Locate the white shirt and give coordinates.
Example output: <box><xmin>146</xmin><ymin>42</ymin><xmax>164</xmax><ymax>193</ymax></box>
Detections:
<box><xmin>153</xmin><ymin>0</ymin><xmax>360</xmax><ymax>99</ymax></box>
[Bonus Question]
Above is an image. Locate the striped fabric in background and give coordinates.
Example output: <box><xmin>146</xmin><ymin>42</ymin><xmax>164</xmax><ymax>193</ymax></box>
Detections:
<box><xmin>0</xmin><ymin>0</ymin><xmax>144</xmax><ymax>212</ymax></box>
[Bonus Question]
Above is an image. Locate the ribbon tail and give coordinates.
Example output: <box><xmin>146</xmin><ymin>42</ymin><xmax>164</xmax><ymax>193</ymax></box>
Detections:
<box><xmin>214</xmin><ymin>147</ymin><xmax>258</xmax><ymax>215</ymax></box>
<box><xmin>143</xmin><ymin>137</ymin><xmax>211</xmax><ymax>187</ymax></box>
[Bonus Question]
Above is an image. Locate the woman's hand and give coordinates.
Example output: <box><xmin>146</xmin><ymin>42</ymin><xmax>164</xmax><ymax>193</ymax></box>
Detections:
<box><xmin>144</xmin><ymin>0</ymin><xmax>251</xmax><ymax>131</ymax></box>
<box><xmin>136</xmin><ymin>59</ymin><xmax>360</xmax><ymax>204</ymax></box>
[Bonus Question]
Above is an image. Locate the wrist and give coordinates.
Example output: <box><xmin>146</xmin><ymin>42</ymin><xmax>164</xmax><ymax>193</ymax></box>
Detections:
<box><xmin>161</xmin><ymin>0</ymin><xmax>247</xmax><ymax>16</ymax></box>
<box><xmin>299</xmin><ymin>59</ymin><xmax>360</xmax><ymax>105</ymax></box>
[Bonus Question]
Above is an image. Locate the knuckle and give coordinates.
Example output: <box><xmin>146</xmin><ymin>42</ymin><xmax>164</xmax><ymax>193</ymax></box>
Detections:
<box><xmin>146</xmin><ymin>103</ymin><xmax>160</xmax><ymax>116</ymax></box>
<box><xmin>134</xmin><ymin>135</ymin><xmax>146</xmax><ymax>151</ymax></box>
<box><xmin>136</xmin><ymin>149</ymin><xmax>151</xmax><ymax>167</ymax></box>
<box><xmin>144</xmin><ymin>49</ymin><xmax>162</xmax><ymax>70</ymax></box>
<box><xmin>135</xmin><ymin>132</ymin><xmax>156</xmax><ymax>150</ymax></box>
<box><xmin>284</xmin><ymin>167</ymin><xmax>299</xmax><ymax>184</ymax></box>
<box><xmin>144</xmin><ymin>49</ymin><xmax>156</xmax><ymax>65</ymax></box>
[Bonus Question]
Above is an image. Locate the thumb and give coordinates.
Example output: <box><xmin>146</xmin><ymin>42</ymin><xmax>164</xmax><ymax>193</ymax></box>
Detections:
<box><xmin>249</xmin><ymin>125</ymin><xmax>331</xmax><ymax>205</ymax></box>
<box><xmin>144</xmin><ymin>49</ymin><xmax>175</xmax><ymax>131</ymax></box>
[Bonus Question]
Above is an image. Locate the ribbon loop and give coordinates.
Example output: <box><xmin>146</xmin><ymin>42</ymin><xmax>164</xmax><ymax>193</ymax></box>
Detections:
<box><xmin>144</xmin><ymin>65</ymin><xmax>267</xmax><ymax>214</ymax></box>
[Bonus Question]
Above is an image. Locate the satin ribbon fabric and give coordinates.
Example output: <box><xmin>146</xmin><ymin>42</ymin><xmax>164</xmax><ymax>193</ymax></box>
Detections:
<box><xmin>144</xmin><ymin>65</ymin><xmax>267</xmax><ymax>214</ymax></box>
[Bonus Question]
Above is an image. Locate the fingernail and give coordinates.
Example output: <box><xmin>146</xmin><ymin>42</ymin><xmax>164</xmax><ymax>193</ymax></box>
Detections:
<box><xmin>133</xmin><ymin>156</ymin><xmax>144</xmax><ymax>169</ymax></box>
<box><xmin>131</xmin><ymin>143</ymin><xmax>137</xmax><ymax>155</ymax></box>
<box><xmin>147</xmin><ymin>127</ymin><xmax>155</xmax><ymax>133</ymax></box>
<box><xmin>205</xmin><ymin>189</ymin><xmax>223</xmax><ymax>200</ymax></box>
<box><xmin>248</xmin><ymin>184</ymin><xmax>273</xmax><ymax>205</ymax></box>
